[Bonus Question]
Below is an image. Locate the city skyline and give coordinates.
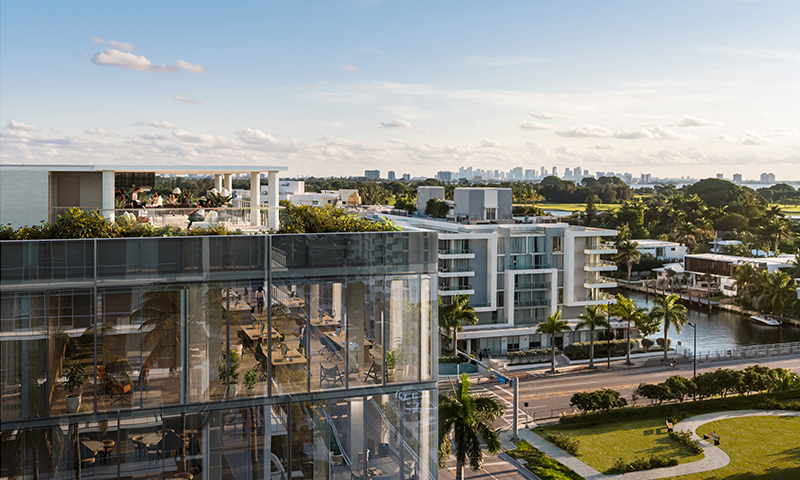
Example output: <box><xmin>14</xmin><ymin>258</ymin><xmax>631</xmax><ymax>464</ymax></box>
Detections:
<box><xmin>1</xmin><ymin>1</ymin><xmax>798</xmax><ymax>179</ymax></box>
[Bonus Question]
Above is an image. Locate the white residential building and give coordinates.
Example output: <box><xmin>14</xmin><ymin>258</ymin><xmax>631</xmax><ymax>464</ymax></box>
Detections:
<box><xmin>681</xmin><ymin>253</ymin><xmax>795</xmax><ymax>296</ymax></box>
<box><xmin>388</xmin><ymin>214</ymin><xmax>619</xmax><ymax>355</ymax></box>
<box><xmin>633</xmin><ymin>239</ymin><xmax>688</xmax><ymax>260</ymax></box>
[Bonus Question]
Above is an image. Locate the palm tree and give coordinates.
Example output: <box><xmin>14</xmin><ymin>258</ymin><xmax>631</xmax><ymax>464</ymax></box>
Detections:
<box><xmin>615</xmin><ymin>240</ymin><xmax>641</xmax><ymax>282</ymax></box>
<box><xmin>756</xmin><ymin>271</ymin><xmax>795</xmax><ymax>316</ymax></box>
<box><xmin>611</xmin><ymin>294</ymin><xmax>648</xmax><ymax>366</ymax></box>
<box><xmin>575</xmin><ymin>305</ymin><xmax>608</xmax><ymax>369</ymax></box>
<box><xmin>439</xmin><ymin>295</ymin><xmax>478</xmax><ymax>355</ymax></box>
<box><xmin>439</xmin><ymin>373</ymin><xmax>505</xmax><ymax>480</ymax></box>
<box><xmin>701</xmin><ymin>272</ymin><xmax>714</xmax><ymax>312</ymax></box>
<box><xmin>536</xmin><ymin>310</ymin><xmax>570</xmax><ymax>373</ymax></box>
<box><xmin>649</xmin><ymin>294</ymin><xmax>688</xmax><ymax>361</ymax></box>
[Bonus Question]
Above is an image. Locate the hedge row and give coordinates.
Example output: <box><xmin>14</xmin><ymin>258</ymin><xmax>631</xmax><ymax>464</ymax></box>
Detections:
<box><xmin>608</xmin><ymin>455</ymin><xmax>678</xmax><ymax>474</ymax></box>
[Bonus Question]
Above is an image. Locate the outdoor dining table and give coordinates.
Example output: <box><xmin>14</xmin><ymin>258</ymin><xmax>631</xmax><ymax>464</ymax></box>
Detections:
<box><xmin>140</xmin><ymin>433</ymin><xmax>162</xmax><ymax>446</ymax></box>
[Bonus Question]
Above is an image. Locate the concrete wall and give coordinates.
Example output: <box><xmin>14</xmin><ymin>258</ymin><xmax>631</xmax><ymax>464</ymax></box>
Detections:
<box><xmin>0</xmin><ymin>169</ymin><xmax>49</xmax><ymax>227</ymax></box>
<box><xmin>417</xmin><ymin>186</ymin><xmax>445</xmax><ymax>213</ymax></box>
<box><xmin>498</xmin><ymin>189</ymin><xmax>513</xmax><ymax>219</ymax></box>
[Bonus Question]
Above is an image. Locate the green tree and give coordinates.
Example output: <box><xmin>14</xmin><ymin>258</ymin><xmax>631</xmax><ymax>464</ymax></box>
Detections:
<box><xmin>755</xmin><ymin>271</ymin><xmax>795</xmax><ymax>316</ymax></box>
<box><xmin>649</xmin><ymin>294</ymin><xmax>688</xmax><ymax>361</ymax></box>
<box><xmin>611</xmin><ymin>294</ymin><xmax>648</xmax><ymax>366</ymax></box>
<box><xmin>426</xmin><ymin>198</ymin><xmax>449</xmax><ymax>218</ymax></box>
<box><xmin>537</xmin><ymin>310</ymin><xmax>570</xmax><ymax>373</ymax></box>
<box><xmin>575</xmin><ymin>305</ymin><xmax>608</xmax><ymax>369</ymax></box>
<box><xmin>439</xmin><ymin>295</ymin><xmax>478</xmax><ymax>354</ymax></box>
<box><xmin>584</xmin><ymin>193</ymin><xmax>598</xmax><ymax>226</ymax></box>
<box><xmin>615</xmin><ymin>240</ymin><xmax>641</xmax><ymax>282</ymax></box>
<box><xmin>438</xmin><ymin>373</ymin><xmax>505</xmax><ymax>480</ymax></box>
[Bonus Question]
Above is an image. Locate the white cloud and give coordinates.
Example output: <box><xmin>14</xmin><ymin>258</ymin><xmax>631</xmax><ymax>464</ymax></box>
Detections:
<box><xmin>173</xmin><ymin>95</ymin><xmax>200</xmax><ymax>105</ymax></box>
<box><xmin>108</xmin><ymin>40</ymin><xmax>137</xmax><ymax>51</ymax></box>
<box><xmin>613</xmin><ymin>126</ymin><xmax>696</xmax><ymax>140</ymax></box>
<box><xmin>466</xmin><ymin>55</ymin><xmax>546</xmax><ymax>66</ymax></box>
<box><xmin>676</xmin><ymin>115</ymin><xmax>718</xmax><ymax>127</ymax></box>
<box><xmin>84</xmin><ymin>128</ymin><xmax>113</xmax><ymax>135</ymax></box>
<box><xmin>479</xmin><ymin>138</ymin><xmax>501</xmax><ymax>148</ymax></box>
<box><xmin>91</xmin><ymin>36</ymin><xmax>105</xmax><ymax>44</ymax></box>
<box><xmin>322</xmin><ymin>122</ymin><xmax>344</xmax><ymax>128</ymax></box>
<box><xmin>134</xmin><ymin>120</ymin><xmax>177</xmax><ymax>129</ymax></box>
<box><xmin>556</xmin><ymin>146</ymin><xmax>579</xmax><ymax>156</ymax></box>
<box><xmin>530</xmin><ymin>111</ymin><xmax>571</xmax><ymax>120</ymax></box>
<box><xmin>383</xmin><ymin>106</ymin><xmax>436</xmax><ymax>119</ymax></box>
<box><xmin>594</xmin><ymin>144</ymin><xmax>617</xmax><ymax>150</ymax></box>
<box><xmin>719</xmin><ymin>131</ymin><xmax>771</xmax><ymax>145</ymax></box>
<box><xmin>764</xmin><ymin>127</ymin><xmax>798</xmax><ymax>137</ymax></box>
<box><xmin>519</xmin><ymin>121</ymin><xmax>558</xmax><ymax>131</ymax></box>
<box><xmin>172</xmin><ymin>128</ymin><xmax>217</xmax><ymax>144</ymax></box>
<box><xmin>90</xmin><ymin>48</ymin><xmax>204</xmax><ymax>74</ymax></box>
<box><xmin>380</xmin><ymin>120</ymin><xmax>414</xmax><ymax>129</ymax></box>
<box><xmin>339</xmin><ymin>64</ymin><xmax>358</xmax><ymax>72</ymax></box>
<box><xmin>177</xmin><ymin>60</ymin><xmax>204</xmax><ymax>74</ymax></box>
<box><xmin>236</xmin><ymin>128</ymin><xmax>281</xmax><ymax>145</ymax></box>
<box><xmin>556</xmin><ymin>124</ymin><xmax>612</xmax><ymax>138</ymax></box>
<box><xmin>6</xmin><ymin>120</ymin><xmax>41</xmax><ymax>132</ymax></box>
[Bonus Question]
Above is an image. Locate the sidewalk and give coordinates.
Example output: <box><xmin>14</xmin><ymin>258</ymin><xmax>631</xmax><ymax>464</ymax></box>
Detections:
<box><xmin>506</xmin><ymin>409</ymin><xmax>800</xmax><ymax>480</ymax></box>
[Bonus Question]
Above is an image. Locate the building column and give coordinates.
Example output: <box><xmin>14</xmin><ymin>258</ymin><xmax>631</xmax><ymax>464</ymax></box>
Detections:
<box><xmin>223</xmin><ymin>174</ymin><xmax>232</xmax><ymax>194</ymax></box>
<box><xmin>250</xmin><ymin>172</ymin><xmax>260</xmax><ymax>226</ymax></box>
<box><xmin>267</xmin><ymin>170</ymin><xmax>279</xmax><ymax>231</ymax></box>
<box><xmin>102</xmin><ymin>170</ymin><xmax>115</xmax><ymax>222</ymax></box>
<box><xmin>214</xmin><ymin>174</ymin><xmax>223</xmax><ymax>192</ymax></box>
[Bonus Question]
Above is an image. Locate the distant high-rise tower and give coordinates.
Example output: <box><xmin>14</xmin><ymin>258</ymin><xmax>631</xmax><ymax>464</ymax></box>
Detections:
<box><xmin>733</xmin><ymin>173</ymin><xmax>742</xmax><ymax>183</ymax></box>
<box><xmin>365</xmin><ymin>169</ymin><xmax>380</xmax><ymax>180</ymax></box>
<box><xmin>641</xmin><ymin>173</ymin><xmax>651</xmax><ymax>183</ymax></box>
<box><xmin>552</xmin><ymin>166</ymin><xmax>557</xmax><ymax>176</ymax></box>
<box><xmin>540</xmin><ymin>166</ymin><xmax>546</xmax><ymax>177</ymax></box>
<box><xmin>387</xmin><ymin>171</ymin><xmax>396</xmax><ymax>181</ymax></box>
<box><xmin>402</xmin><ymin>173</ymin><xmax>410</xmax><ymax>181</ymax></box>
<box><xmin>716</xmin><ymin>173</ymin><xmax>723</xmax><ymax>179</ymax></box>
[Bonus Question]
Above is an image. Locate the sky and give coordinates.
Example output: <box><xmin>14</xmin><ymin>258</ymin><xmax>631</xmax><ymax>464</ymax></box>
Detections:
<box><xmin>1</xmin><ymin>1</ymin><xmax>798</xmax><ymax>181</ymax></box>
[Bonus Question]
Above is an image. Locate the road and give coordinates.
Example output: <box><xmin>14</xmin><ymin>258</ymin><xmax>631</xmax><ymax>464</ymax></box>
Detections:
<box><xmin>437</xmin><ymin>354</ymin><xmax>800</xmax><ymax>478</ymax></box>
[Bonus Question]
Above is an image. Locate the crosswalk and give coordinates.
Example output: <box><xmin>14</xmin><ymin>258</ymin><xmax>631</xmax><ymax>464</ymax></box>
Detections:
<box><xmin>474</xmin><ymin>386</ymin><xmax>535</xmax><ymax>429</ymax></box>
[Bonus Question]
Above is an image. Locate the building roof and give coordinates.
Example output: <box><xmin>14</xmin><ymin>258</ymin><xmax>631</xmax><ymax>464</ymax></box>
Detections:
<box><xmin>633</xmin><ymin>239</ymin><xmax>682</xmax><ymax>247</ymax></box>
<box><xmin>0</xmin><ymin>164</ymin><xmax>288</xmax><ymax>173</ymax></box>
<box><xmin>685</xmin><ymin>253</ymin><xmax>794</xmax><ymax>267</ymax></box>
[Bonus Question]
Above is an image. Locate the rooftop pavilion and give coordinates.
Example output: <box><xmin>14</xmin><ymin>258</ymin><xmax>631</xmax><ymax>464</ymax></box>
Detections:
<box><xmin>0</xmin><ymin>164</ymin><xmax>288</xmax><ymax>230</ymax></box>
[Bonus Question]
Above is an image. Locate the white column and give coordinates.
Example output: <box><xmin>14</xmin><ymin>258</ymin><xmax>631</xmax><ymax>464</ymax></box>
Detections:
<box><xmin>101</xmin><ymin>170</ymin><xmax>115</xmax><ymax>222</ymax></box>
<box><xmin>267</xmin><ymin>170</ymin><xmax>279</xmax><ymax>231</ymax></box>
<box><xmin>250</xmin><ymin>172</ymin><xmax>261</xmax><ymax>226</ymax></box>
<box><xmin>214</xmin><ymin>174</ymin><xmax>223</xmax><ymax>192</ymax></box>
<box><xmin>224</xmin><ymin>174</ymin><xmax>232</xmax><ymax>193</ymax></box>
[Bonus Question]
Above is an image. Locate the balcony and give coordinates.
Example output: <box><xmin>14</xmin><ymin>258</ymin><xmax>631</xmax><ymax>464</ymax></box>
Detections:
<box><xmin>508</xmin><ymin>263</ymin><xmax>551</xmax><ymax>270</ymax></box>
<box><xmin>439</xmin><ymin>268</ymin><xmax>476</xmax><ymax>278</ymax></box>
<box><xmin>584</xmin><ymin>259</ymin><xmax>618</xmax><ymax>272</ymax></box>
<box><xmin>584</xmin><ymin>243</ymin><xmax>618</xmax><ymax>255</ymax></box>
<box><xmin>584</xmin><ymin>276</ymin><xmax>617</xmax><ymax>289</ymax></box>
<box><xmin>438</xmin><ymin>283</ymin><xmax>475</xmax><ymax>296</ymax></box>
<box><xmin>514</xmin><ymin>298</ymin><xmax>550</xmax><ymax>307</ymax></box>
<box><xmin>514</xmin><ymin>282</ymin><xmax>551</xmax><ymax>290</ymax></box>
<box><xmin>438</xmin><ymin>248</ymin><xmax>475</xmax><ymax>259</ymax></box>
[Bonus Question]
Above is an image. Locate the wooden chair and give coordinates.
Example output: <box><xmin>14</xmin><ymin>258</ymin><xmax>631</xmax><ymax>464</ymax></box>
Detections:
<box><xmin>320</xmin><ymin>365</ymin><xmax>344</xmax><ymax>387</ymax></box>
<box><xmin>364</xmin><ymin>362</ymin><xmax>384</xmax><ymax>383</ymax></box>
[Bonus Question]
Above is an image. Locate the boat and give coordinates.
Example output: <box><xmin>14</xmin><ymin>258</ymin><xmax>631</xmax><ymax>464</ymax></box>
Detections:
<box><xmin>750</xmin><ymin>315</ymin><xmax>781</xmax><ymax>327</ymax></box>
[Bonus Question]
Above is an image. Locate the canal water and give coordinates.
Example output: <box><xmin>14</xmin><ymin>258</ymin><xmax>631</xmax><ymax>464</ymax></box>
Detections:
<box><xmin>623</xmin><ymin>291</ymin><xmax>800</xmax><ymax>353</ymax></box>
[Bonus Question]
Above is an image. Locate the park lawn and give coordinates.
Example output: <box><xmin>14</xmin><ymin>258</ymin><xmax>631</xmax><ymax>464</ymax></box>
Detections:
<box><xmin>535</xmin><ymin>417</ymin><xmax>704</xmax><ymax>473</ymax></box>
<box><xmin>506</xmin><ymin>440</ymin><xmax>583</xmax><ymax>480</ymax></box>
<box><xmin>673</xmin><ymin>416</ymin><xmax>800</xmax><ymax>480</ymax></box>
<box><xmin>773</xmin><ymin>203</ymin><xmax>800</xmax><ymax>214</ymax></box>
<box><xmin>534</xmin><ymin>202</ymin><xmax>621</xmax><ymax>213</ymax></box>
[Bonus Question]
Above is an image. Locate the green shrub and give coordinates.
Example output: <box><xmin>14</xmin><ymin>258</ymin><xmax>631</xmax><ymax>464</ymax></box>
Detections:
<box><xmin>668</xmin><ymin>430</ymin><xmax>704</xmax><ymax>454</ymax></box>
<box><xmin>507</xmin><ymin>441</ymin><xmax>583</xmax><ymax>480</ymax></box>
<box><xmin>608</xmin><ymin>455</ymin><xmax>678</xmax><ymax>474</ymax></box>
<box><xmin>438</xmin><ymin>356</ymin><xmax>460</xmax><ymax>364</ymax></box>
<box><xmin>570</xmin><ymin>389</ymin><xmax>627</xmax><ymax>413</ymax></box>
<box><xmin>641</xmin><ymin>338</ymin><xmax>655</xmax><ymax>351</ymax></box>
<box><xmin>547</xmin><ymin>433</ymin><xmax>580</xmax><ymax>456</ymax></box>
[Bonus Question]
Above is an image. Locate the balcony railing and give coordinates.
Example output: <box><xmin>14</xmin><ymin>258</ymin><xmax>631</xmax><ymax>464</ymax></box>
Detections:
<box><xmin>440</xmin><ymin>266</ymin><xmax>473</xmax><ymax>273</ymax></box>
<box><xmin>438</xmin><ymin>248</ymin><xmax>474</xmax><ymax>255</ymax></box>
<box><xmin>438</xmin><ymin>284</ymin><xmax>472</xmax><ymax>291</ymax></box>
<box><xmin>514</xmin><ymin>299</ymin><xmax>550</xmax><ymax>307</ymax></box>
<box><xmin>587</xmin><ymin>291</ymin><xmax>616</xmax><ymax>302</ymax></box>
<box><xmin>514</xmin><ymin>282</ymin><xmax>551</xmax><ymax>290</ymax></box>
<box><xmin>509</xmin><ymin>263</ymin><xmax>551</xmax><ymax>270</ymax></box>
<box><xmin>51</xmin><ymin>206</ymin><xmax>255</xmax><ymax>230</ymax></box>
<box><xmin>585</xmin><ymin>260</ymin><xmax>617</xmax><ymax>268</ymax></box>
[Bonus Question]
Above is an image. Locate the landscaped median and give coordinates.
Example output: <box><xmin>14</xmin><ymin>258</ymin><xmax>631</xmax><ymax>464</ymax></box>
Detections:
<box><xmin>506</xmin><ymin>440</ymin><xmax>584</xmax><ymax>480</ymax></box>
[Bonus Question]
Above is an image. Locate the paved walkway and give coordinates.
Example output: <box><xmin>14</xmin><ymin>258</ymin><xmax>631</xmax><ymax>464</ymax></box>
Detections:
<box><xmin>508</xmin><ymin>409</ymin><xmax>800</xmax><ymax>480</ymax></box>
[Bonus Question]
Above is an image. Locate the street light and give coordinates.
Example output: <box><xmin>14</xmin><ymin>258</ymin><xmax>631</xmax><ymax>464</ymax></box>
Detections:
<box><xmin>686</xmin><ymin>322</ymin><xmax>697</xmax><ymax>379</ymax></box>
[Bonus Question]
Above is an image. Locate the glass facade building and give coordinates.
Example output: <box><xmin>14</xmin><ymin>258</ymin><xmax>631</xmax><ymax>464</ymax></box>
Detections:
<box><xmin>0</xmin><ymin>232</ymin><xmax>438</xmax><ymax>480</ymax></box>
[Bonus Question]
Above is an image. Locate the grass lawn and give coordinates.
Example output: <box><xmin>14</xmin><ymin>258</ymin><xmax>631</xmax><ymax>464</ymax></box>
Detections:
<box><xmin>506</xmin><ymin>440</ymin><xmax>583</xmax><ymax>480</ymax></box>
<box><xmin>673</xmin><ymin>416</ymin><xmax>800</xmax><ymax>480</ymax></box>
<box><xmin>774</xmin><ymin>203</ymin><xmax>800</xmax><ymax>214</ymax></box>
<box><xmin>533</xmin><ymin>202</ymin><xmax>621</xmax><ymax>213</ymax></box>
<box><xmin>535</xmin><ymin>418</ymin><xmax>704</xmax><ymax>473</ymax></box>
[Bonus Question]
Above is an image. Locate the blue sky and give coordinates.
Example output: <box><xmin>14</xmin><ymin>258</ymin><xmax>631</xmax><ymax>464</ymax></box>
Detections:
<box><xmin>1</xmin><ymin>1</ymin><xmax>798</xmax><ymax>180</ymax></box>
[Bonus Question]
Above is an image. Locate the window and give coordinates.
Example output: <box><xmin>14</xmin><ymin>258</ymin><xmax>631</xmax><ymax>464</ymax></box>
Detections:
<box><xmin>553</xmin><ymin>236</ymin><xmax>563</xmax><ymax>253</ymax></box>
<box><xmin>656</xmin><ymin>247</ymin><xmax>664</xmax><ymax>257</ymax></box>
<box><xmin>507</xmin><ymin>336</ymin><xmax>520</xmax><ymax>352</ymax></box>
<box><xmin>511</xmin><ymin>237</ymin><xmax>526</xmax><ymax>254</ymax></box>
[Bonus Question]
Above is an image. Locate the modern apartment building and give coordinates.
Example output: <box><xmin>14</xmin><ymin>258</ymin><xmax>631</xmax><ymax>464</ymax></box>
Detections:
<box><xmin>0</xmin><ymin>165</ymin><xmax>439</xmax><ymax>480</ymax></box>
<box><xmin>388</xmin><ymin>213</ymin><xmax>618</xmax><ymax>356</ymax></box>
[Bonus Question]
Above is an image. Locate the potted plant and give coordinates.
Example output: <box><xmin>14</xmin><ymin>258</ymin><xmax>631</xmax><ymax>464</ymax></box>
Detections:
<box><xmin>218</xmin><ymin>349</ymin><xmax>243</xmax><ymax>396</ymax></box>
<box><xmin>244</xmin><ymin>368</ymin><xmax>258</xmax><ymax>396</ymax></box>
<box><xmin>63</xmin><ymin>362</ymin><xmax>86</xmax><ymax>413</ymax></box>
<box><xmin>386</xmin><ymin>349</ymin><xmax>397</xmax><ymax>379</ymax></box>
